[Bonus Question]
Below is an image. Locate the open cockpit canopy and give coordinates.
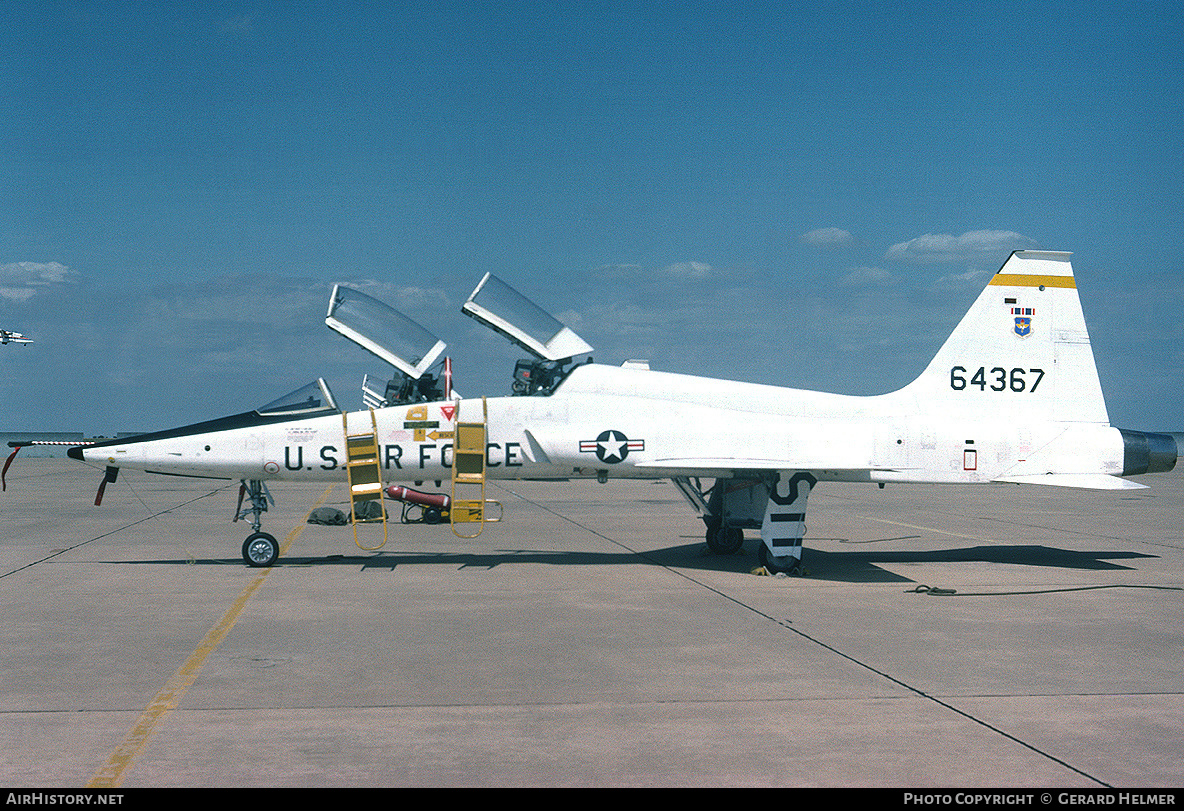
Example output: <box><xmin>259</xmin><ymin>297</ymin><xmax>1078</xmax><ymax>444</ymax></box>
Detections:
<box><xmin>325</xmin><ymin>284</ymin><xmax>446</xmax><ymax>379</ymax></box>
<box><xmin>462</xmin><ymin>273</ymin><xmax>593</xmax><ymax>363</ymax></box>
<box><xmin>325</xmin><ymin>275</ymin><xmax>595</xmax><ymax>401</ymax></box>
<box><xmin>462</xmin><ymin>273</ymin><xmax>594</xmax><ymax>396</ymax></box>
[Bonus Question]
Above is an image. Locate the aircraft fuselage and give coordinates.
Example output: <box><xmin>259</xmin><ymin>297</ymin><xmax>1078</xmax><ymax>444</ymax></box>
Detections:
<box><xmin>69</xmin><ymin>362</ymin><xmax>1142</xmax><ymax>488</ymax></box>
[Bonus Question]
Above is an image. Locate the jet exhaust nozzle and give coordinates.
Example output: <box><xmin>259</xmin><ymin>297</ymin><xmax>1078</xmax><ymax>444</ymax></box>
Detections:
<box><xmin>1119</xmin><ymin>429</ymin><xmax>1180</xmax><ymax>476</ymax></box>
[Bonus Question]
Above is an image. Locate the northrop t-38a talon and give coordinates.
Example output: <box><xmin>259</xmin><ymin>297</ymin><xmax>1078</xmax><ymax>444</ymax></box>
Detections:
<box><xmin>7</xmin><ymin>251</ymin><xmax>1180</xmax><ymax>571</ymax></box>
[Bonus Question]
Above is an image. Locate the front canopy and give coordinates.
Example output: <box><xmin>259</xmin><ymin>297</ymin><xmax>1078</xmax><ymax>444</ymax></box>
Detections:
<box><xmin>256</xmin><ymin>379</ymin><xmax>340</xmax><ymax>417</ymax></box>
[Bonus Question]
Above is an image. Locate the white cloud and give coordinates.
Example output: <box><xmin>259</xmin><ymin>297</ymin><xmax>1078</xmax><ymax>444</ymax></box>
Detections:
<box><xmin>885</xmin><ymin>230</ymin><xmax>1040</xmax><ymax>263</ymax></box>
<box><xmin>0</xmin><ymin>287</ymin><xmax>37</xmax><ymax>303</ymax></box>
<box><xmin>592</xmin><ymin>263</ymin><xmax>643</xmax><ymax>276</ymax></box>
<box><xmin>661</xmin><ymin>261</ymin><xmax>712</xmax><ymax>279</ymax></box>
<box><xmin>841</xmin><ymin>266</ymin><xmax>894</xmax><ymax>287</ymax></box>
<box><xmin>928</xmin><ymin>269</ymin><xmax>990</xmax><ymax>291</ymax></box>
<box><xmin>219</xmin><ymin>14</ymin><xmax>256</xmax><ymax>35</ymax></box>
<box><xmin>802</xmin><ymin>227</ymin><xmax>852</xmax><ymax>246</ymax></box>
<box><xmin>0</xmin><ymin>261</ymin><xmax>76</xmax><ymax>301</ymax></box>
<box><xmin>344</xmin><ymin>281</ymin><xmax>453</xmax><ymax>315</ymax></box>
<box><xmin>553</xmin><ymin>309</ymin><xmax>585</xmax><ymax>331</ymax></box>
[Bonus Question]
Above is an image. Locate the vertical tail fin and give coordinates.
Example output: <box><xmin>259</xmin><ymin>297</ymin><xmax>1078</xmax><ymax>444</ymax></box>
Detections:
<box><xmin>902</xmin><ymin>251</ymin><xmax>1109</xmax><ymax>424</ymax></box>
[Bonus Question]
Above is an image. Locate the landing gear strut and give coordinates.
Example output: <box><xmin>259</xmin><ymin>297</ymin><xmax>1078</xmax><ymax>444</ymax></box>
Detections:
<box><xmin>758</xmin><ymin>544</ymin><xmax>803</xmax><ymax>575</ymax></box>
<box><xmin>705</xmin><ymin>523</ymin><xmax>744</xmax><ymax>555</ymax></box>
<box><xmin>676</xmin><ymin>472</ymin><xmax>814</xmax><ymax>574</ymax></box>
<box><xmin>236</xmin><ymin>480</ymin><xmax>278</xmax><ymax>567</ymax></box>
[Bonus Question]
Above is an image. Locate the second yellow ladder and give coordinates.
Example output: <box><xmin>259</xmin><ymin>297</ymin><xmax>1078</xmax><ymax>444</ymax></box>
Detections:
<box><xmin>450</xmin><ymin>397</ymin><xmax>500</xmax><ymax>537</ymax></box>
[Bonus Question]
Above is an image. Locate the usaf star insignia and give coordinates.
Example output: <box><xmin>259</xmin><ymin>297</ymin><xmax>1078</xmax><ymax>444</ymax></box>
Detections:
<box><xmin>579</xmin><ymin>430</ymin><xmax>645</xmax><ymax>463</ymax></box>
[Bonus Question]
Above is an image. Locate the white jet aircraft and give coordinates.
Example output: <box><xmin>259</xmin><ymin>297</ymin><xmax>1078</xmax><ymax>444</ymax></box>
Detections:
<box><xmin>12</xmin><ymin>251</ymin><xmax>1179</xmax><ymax>570</ymax></box>
<box><xmin>1</xmin><ymin>329</ymin><xmax>32</xmax><ymax>345</ymax></box>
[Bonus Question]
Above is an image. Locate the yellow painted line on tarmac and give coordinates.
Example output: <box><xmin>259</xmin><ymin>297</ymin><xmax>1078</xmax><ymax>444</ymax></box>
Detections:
<box><xmin>87</xmin><ymin>484</ymin><xmax>337</xmax><ymax>789</ymax></box>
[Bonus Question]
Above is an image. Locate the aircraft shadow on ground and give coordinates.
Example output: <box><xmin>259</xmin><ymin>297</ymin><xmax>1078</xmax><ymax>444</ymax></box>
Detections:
<box><xmin>108</xmin><ymin>540</ymin><xmax>1157</xmax><ymax>582</ymax></box>
<box><xmin>666</xmin><ymin>542</ymin><xmax>1158</xmax><ymax>583</ymax></box>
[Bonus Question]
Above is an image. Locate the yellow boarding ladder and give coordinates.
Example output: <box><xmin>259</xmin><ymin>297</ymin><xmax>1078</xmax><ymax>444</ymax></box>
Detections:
<box><xmin>342</xmin><ymin>409</ymin><xmax>388</xmax><ymax>551</ymax></box>
<box><xmin>450</xmin><ymin>396</ymin><xmax>501</xmax><ymax>538</ymax></box>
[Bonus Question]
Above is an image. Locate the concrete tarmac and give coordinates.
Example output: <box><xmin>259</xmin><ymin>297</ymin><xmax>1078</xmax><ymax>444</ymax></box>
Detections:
<box><xmin>1</xmin><ymin>458</ymin><xmax>1181</xmax><ymax>788</ymax></box>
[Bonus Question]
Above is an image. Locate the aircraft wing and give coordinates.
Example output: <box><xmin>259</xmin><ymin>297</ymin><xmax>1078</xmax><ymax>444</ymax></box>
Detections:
<box><xmin>640</xmin><ymin>461</ymin><xmax>1148</xmax><ymax>490</ymax></box>
<box><xmin>638</xmin><ymin>458</ymin><xmax>811</xmax><ymax>470</ymax></box>
<box><xmin>991</xmin><ymin>473</ymin><xmax>1149</xmax><ymax>490</ymax></box>
<box><xmin>633</xmin><ymin>458</ymin><xmax>881</xmax><ymax>474</ymax></box>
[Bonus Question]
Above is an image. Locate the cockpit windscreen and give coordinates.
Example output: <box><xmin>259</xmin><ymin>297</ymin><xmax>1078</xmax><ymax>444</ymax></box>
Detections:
<box><xmin>256</xmin><ymin>379</ymin><xmax>340</xmax><ymax>417</ymax></box>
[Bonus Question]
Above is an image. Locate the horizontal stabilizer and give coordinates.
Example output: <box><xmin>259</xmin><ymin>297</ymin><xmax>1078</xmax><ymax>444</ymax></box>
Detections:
<box><xmin>991</xmin><ymin>473</ymin><xmax>1149</xmax><ymax>490</ymax></box>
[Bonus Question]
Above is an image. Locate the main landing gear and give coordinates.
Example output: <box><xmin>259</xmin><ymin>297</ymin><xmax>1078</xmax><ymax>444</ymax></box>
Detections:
<box><xmin>705</xmin><ymin>522</ymin><xmax>744</xmax><ymax>555</ymax></box>
<box><xmin>758</xmin><ymin>543</ymin><xmax>804</xmax><ymax>576</ymax></box>
<box><xmin>679</xmin><ymin>473</ymin><xmax>814</xmax><ymax>576</ymax></box>
<box><xmin>236</xmin><ymin>479</ymin><xmax>279</xmax><ymax>567</ymax></box>
<box><xmin>706</xmin><ymin>522</ymin><xmax>803</xmax><ymax>574</ymax></box>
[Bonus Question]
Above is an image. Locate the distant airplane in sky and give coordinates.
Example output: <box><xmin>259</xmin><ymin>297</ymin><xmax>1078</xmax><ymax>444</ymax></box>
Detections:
<box><xmin>0</xmin><ymin>330</ymin><xmax>32</xmax><ymax>345</ymax></box>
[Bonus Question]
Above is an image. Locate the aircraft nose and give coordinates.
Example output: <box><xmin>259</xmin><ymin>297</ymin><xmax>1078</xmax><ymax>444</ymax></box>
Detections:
<box><xmin>67</xmin><ymin>446</ymin><xmax>85</xmax><ymax>461</ymax></box>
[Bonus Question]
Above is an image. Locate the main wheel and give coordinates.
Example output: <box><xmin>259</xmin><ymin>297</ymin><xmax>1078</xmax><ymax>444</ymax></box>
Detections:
<box><xmin>706</xmin><ymin>525</ymin><xmax>744</xmax><ymax>555</ymax></box>
<box><xmin>242</xmin><ymin>532</ymin><xmax>279</xmax><ymax>567</ymax></box>
<box><xmin>758</xmin><ymin>543</ymin><xmax>802</xmax><ymax>575</ymax></box>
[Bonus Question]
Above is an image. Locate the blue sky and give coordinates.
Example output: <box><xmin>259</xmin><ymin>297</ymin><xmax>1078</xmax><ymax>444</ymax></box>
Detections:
<box><xmin>3</xmin><ymin>1</ymin><xmax>1182</xmax><ymax>434</ymax></box>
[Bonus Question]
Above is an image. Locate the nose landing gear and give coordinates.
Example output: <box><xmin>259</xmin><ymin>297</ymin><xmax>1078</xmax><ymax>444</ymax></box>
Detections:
<box><xmin>242</xmin><ymin>532</ymin><xmax>279</xmax><ymax>567</ymax></box>
<box><xmin>236</xmin><ymin>480</ymin><xmax>278</xmax><ymax>567</ymax></box>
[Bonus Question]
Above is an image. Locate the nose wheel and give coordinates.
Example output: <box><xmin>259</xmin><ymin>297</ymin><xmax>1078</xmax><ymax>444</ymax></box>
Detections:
<box><xmin>242</xmin><ymin>532</ymin><xmax>279</xmax><ymax>567</ymax></box>
<box><xmin>236</xmin><ymin>479</ymin><xmax>278</xmax><ymax>566</ymax></box>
